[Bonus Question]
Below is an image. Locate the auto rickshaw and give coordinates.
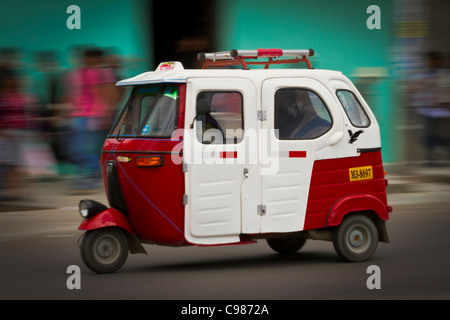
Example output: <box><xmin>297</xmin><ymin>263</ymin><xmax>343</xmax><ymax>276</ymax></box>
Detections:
<box><xmin>78</xmin><ymin>49</ymin><xmax>391</xmax><ymax>273</ymax></box>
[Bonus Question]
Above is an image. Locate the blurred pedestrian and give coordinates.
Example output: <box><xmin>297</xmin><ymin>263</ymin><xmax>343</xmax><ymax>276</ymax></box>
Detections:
<box><xmin>437</xmin><ymin>53</ymin><xmax>450</xmax><ymax>157</ymax></box>
<box><xmin>102</xmin><ymin>49</ymin><xmax>126</xmax><ymax>136</ymax></box>
<box><xmin>65</xmin><ymin>47</ymin><xmax>116</xmax><ymax>192</ymax></box>
<box><xmin>410</xmin><ymin>51</ymin><xmax>450</xmax><ymax>165</ymax></box>
<box><xmin>0</xmin><ymin>66</ymin><xmax>28</xmax><ymax>200</ymax></box>
<box><xmin>32</xmin><ymin>51</ymin><xmax>70</xmax><ymax>169</ymax></box>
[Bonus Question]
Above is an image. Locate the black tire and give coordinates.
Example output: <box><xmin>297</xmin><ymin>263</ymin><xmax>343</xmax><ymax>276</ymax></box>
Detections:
<box><xmin>267</xmin><ymin>237</ymin><xmax>306</xmax><ymax>254</ymax></box>
<box><xmin>333</xmin><ymin>215</ymin><xmax>378</xmax><ymax>262</ymax></box>
<box><xmin>80</xmin><ymin>227</ymin><xmax>129</xmax><ymax>273</ymax></box>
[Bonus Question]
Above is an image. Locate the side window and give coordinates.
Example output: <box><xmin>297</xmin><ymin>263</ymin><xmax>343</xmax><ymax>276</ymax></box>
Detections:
<box><xmin>275</xmin><ymin>88</ymin><xmax>332</xmax><ymax>139</ymax></box>
<box><xmin>336</xmin><ymin>90</ymin><xmax>370</xmax><ymax>128</ymax></box>
<box><xmin>196</xmin><ymin>91</ymin><xmax>243</xmax><ymax>144</ymax></box>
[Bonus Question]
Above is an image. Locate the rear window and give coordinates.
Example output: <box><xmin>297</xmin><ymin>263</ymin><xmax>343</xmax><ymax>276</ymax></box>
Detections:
<box><xmin>336</xmin><ymin>90</ymin><xmax>370</xmax><ymax>128</ymax></box>
<box><xmin>110</xmin><ymin>84</ymin><xmax>179</xmax><ymax>137</ymax></box>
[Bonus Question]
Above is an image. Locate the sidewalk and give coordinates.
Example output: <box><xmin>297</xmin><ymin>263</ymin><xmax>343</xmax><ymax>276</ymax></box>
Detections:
<box><xmin>384</xmin><ymin>162</ymin><xmax>450</xmax><ymax>193</ymax></box>
<box><xmin>0</xmin><ymin>176</ymin><xmax>107</xmax><ymax>212</ymax></box>
<box><xmin>0</xmin><ymin>162</ymin><xmax>449</xmax><ymax>212</ymax></box>
<box><xmin>383</xmin><ymin>162</ymin><xmax>450</xmax><ymax>208</ymax></box>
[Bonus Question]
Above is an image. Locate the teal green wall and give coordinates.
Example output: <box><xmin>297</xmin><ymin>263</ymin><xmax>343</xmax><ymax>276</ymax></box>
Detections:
<box><xmin>215</xmin><ymin>0</ymin><xmax>397</xmax><ymax>162</ymax></box>
<box><xmin>0</xmin><ymin>0</ymin><xmax>152</xmax><ymax>75</ymax></box>
<box><xmin>0</xmin><ymin>0</ymin><xmax>398</xmax><ymax>161</ymax></box>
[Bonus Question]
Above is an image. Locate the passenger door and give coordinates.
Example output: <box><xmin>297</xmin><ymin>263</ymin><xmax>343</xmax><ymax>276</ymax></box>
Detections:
<box><xmin>184</xmin><ymin>78</ymin><xmax>258</xmax><ymax>244</ymax></box>
<box><xmin>260</xmin><ymin>78</ymin><xmax>342</xmax><ymax>233</ymax></box>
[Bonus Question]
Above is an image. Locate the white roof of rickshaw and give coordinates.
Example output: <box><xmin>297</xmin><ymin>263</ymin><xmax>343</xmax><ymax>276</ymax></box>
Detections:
<box><xmin>116</xmin><ymin>61</ymin><xmax>346</xmax><ymax>87</ymax></box>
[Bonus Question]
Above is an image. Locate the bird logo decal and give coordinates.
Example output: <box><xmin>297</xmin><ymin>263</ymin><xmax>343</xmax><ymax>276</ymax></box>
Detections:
<box><xmin>348</xmin><ymin>130</ymin><xmax>364</xmax><ymax>144</ymax></box>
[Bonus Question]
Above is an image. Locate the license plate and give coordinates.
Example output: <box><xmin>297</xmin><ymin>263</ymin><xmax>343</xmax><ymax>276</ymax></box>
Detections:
<box><xmin>349</xmin><ymin>166</ymin><xmax>373</xmax><ymax>182</ymax></box>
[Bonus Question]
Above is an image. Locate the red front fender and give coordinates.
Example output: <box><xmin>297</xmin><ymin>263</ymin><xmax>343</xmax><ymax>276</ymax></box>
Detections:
<box><xmin>78</xmin><ymin>208</ymin><xmax>134</xmax><ymax>234</ymax></box>
<box><xmin>327</xmin><ymin>194</ymin><xmax>390</xmax><ymax>227</ymax></box>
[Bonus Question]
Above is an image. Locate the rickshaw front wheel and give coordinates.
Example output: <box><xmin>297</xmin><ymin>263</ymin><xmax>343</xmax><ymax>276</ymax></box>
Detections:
<box><xmin>81</xmin><ymin>227</ymin><xmax>129</xmax><ymax>273</ymax></box>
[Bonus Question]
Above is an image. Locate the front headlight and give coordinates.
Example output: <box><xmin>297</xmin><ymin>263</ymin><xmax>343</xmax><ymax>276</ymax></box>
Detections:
<box><xmin>79</xmin><ymin>201</ymin><xmax>89</xmax><ymax>218</ymax></box>
<box><xmin>78</xmin><ymin>199</ymin><xmax>108</xmax><ymax>219</ymax></box>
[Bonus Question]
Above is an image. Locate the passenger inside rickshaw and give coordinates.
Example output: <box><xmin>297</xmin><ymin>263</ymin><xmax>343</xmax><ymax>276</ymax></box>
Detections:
<box><xmin>275</xmin><ymin>88</ymin><xmax>331</xmax><ymax>139</ymax></box>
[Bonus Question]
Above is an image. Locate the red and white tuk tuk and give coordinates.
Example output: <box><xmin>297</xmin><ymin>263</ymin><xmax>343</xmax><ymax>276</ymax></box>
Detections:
<box><xmin>78</xmin><ymin>49</ymin><xmax>392</xmax><ymax>273</ymax></box>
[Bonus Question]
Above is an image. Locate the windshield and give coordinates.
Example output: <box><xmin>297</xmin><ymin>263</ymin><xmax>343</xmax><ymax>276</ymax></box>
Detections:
<box><xmin>109</xmin><ymin>84</ymin><xmax>179</xmax><ymax>137</ymax></box>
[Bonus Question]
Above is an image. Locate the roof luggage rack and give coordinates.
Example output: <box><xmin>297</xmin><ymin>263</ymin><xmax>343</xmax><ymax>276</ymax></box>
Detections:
<box><xmin>198</xmin><ymin>48</ymin><xmax>314</xmax><ymax>70</ymax></box>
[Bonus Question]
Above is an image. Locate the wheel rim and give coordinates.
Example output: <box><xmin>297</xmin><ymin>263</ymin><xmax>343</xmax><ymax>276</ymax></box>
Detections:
<box><xmin>94</xmin><ymin>235</ymin><xmax>121</xmax><ymax>264</ymax></box>
<box><xmin>345</xmin><ymin>223</ymin><xmax>372</xmax><ymax>254</ymax></box>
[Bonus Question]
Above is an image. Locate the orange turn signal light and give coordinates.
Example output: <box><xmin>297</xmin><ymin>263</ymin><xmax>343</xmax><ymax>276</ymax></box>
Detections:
<box><xmin>136</xmin><ymin>156</ymin><xmax>163</xmax><ymax>167</ymax></box>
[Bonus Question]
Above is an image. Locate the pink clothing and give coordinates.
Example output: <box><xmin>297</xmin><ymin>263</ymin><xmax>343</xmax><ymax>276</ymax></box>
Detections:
<box><xmin>67</xmin><ymin>67</ymin><xmax>115</xmax><ymax>119</ymax></box>
<box><xmin>0</xmin><ymin>92</ymin><xmax>28</xmax><ymax>130</ymax></box>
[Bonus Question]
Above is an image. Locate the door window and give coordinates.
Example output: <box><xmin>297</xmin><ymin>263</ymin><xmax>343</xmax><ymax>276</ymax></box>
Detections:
<box><xmin>274</xmin><ymin>88</ymin><xmax>332</xmax><ymax>139</ymax></box>
<box><xmin>196</xmin><ymin>91</ymin><xmax>243</xmax><ymax>144</ymax></box>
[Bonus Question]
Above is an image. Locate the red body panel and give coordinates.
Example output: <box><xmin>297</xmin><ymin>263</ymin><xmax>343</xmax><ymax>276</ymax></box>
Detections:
<box><xmin>100</xmin><ymin>84</ymin><xmax>187</xmax><ymax>246</ymax></box>
<box><xmin>303</xmin><ymin>151</ymin><xmax>389</xmax><ymax>230</ymax></box>
<box><xmin>78</xmin><ymin>208</ymin><xmax>134</xmax><ymax>234</ymax></box>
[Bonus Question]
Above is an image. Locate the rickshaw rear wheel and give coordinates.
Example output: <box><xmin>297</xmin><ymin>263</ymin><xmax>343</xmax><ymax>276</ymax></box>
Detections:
<box><xmin>267</xmin><ymin>237</ymin><xmax>306</xmax><ymax>254</ymax></box>
<box><xmin>333</xmin><ymin>214</ymin><xmax>378</xmax><ymax>262</ymax></box>
<box><xmin>81</xmin><ymin>227</ymin><xmax>129</xmax><ymax>273</ymax></box>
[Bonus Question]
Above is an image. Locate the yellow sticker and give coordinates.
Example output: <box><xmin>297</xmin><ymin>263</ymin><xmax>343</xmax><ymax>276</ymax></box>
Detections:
<box><xmin>117</xmin><ymin>156</ymin><xmax>132</xmax><ymax>163</ymax></box>
<box><xmin>349</xmin><ymin>166</ymin><xmax>373</xmax><ymax>182</ymax></box>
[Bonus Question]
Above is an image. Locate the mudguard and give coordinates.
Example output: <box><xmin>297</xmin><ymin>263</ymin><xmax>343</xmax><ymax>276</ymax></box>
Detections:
<box><xmin>78</xmin><ymin>207</ymin><xmax>146</xmax><ymax>254</ymax></box>
<box><xmin>78</xmin><ymin>207</ymin><xmax>134</xmax><ymax>234</ymax></box>
<box><xmin>327</xmin><ymin>194</ymin><xmax>390</xmax><ymax>227</ymax></box>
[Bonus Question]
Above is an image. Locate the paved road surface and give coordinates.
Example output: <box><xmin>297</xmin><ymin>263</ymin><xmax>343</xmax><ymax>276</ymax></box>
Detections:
<box><xmin>0</xmin><ymin>177</ymin><xmax>449</xmax><ymax>302</ymax></box>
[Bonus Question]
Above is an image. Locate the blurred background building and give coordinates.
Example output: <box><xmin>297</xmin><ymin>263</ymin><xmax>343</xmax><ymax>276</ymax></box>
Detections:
<box><xmin>0</xmin><ymin>0</ymin><xmax>448</xmax><ymax>184</ymax></box>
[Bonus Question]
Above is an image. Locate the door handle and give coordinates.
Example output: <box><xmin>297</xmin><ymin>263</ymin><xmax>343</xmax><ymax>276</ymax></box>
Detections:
<box><xmin>243</xmin><ymin>168</ymin><xmax>249</xmax><ymax>178</ymax></box>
